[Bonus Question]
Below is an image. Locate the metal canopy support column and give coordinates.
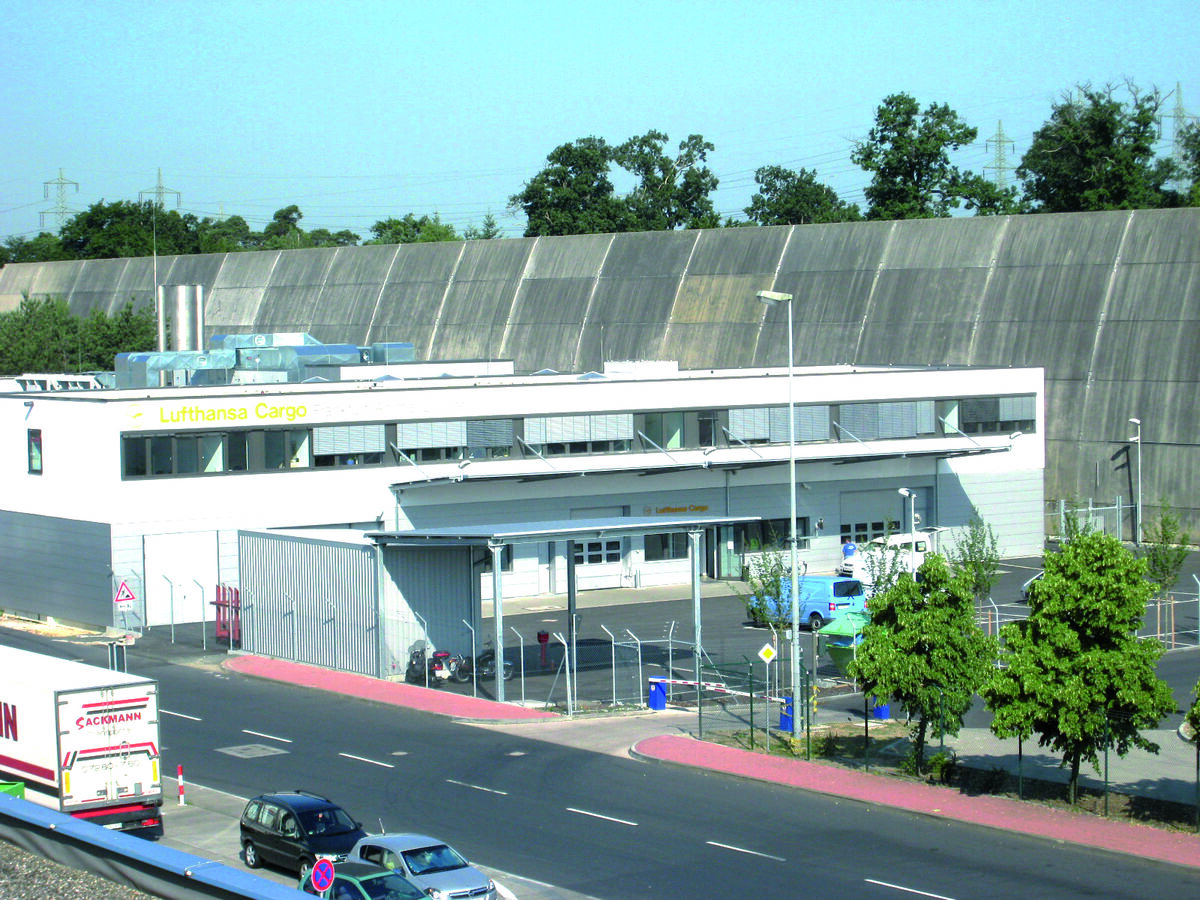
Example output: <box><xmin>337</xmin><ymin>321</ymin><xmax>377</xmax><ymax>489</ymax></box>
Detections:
<box><xmin>490</xmin><ymin>541</ymin><xmax>506</xmax><ymax>703</ymax></box>
<box><xmin>566</xmin><ymin>542</ymin><xmax>578</xmax><ymax>709</ymax></box>
<box><xmin>690</xmin><ymin>529</ymin><xmax>703</xmax><ymax>727</ymax></box>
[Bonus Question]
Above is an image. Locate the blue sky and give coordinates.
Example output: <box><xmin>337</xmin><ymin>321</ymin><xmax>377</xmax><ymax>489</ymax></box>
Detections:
<box><xmin>2</xmin><ymin>0</ymin><xmax>1196</xmax><ymax>241</ymax></box>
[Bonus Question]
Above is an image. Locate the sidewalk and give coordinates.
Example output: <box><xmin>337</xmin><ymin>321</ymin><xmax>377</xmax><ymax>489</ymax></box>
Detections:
<box><xmin>223</xmin><ymin>655</ymin><xmax>1200</xmax><ymax>872</ymax></box>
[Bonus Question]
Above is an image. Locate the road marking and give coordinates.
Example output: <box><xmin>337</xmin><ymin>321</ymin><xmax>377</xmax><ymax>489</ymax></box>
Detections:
<box><xmin>447</xmin><ymin>779</ymin><xmax>508</xmax><ymax>795</ymax></box>
<box><xmin>865</xmin><ymin>878</ymin><xmax>958</xmax><ymax>900</ymax></box>
<box><xmin>242</xmin><ymin>729</ymin><xmax>292</xmax><ymax>743</ymax></box>
<box><xmin>339</xmin><ymin>752</ymin><xmax>395</xmax><ymax>768</ymax></box>
<box><xmin>705</xmin><ymin>841</ymin><xmax>785</xmax><ymax>861</ymax></box>
<box><xmin>566</xmin><ymin>807</ymin><xmax>638</xmax><ymax>826</ymax></box>
<box><xmin>162</xmin><ymin>709</ymin><xmax>201</xmax><ymax>721</ymax></box>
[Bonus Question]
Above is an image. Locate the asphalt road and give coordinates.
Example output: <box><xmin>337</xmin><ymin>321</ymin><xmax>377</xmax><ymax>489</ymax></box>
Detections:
<box><xmin>4</xmin><ymin>620</ymin><xmax>1198</xmax><ymax>900</ymax></box>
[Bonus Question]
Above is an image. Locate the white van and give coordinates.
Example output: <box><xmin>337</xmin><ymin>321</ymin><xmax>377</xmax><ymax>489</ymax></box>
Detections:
<box><xmin>837</xmin><ymin>533</ymin><xmax>929</xmax><ymax>580</ymax></box>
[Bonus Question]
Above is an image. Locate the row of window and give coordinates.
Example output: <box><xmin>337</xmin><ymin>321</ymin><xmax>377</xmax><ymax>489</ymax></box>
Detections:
<box><xmin>113</xmin><ymin>395</ymin><xmax>1035</xmax><ymax>479</ymax></box>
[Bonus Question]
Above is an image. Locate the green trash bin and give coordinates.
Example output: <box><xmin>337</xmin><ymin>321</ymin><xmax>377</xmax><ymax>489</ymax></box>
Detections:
<box><xmin>0</xmin><ymin>782</ymin><xmax>25</xmax><ymax>799</ymax></box>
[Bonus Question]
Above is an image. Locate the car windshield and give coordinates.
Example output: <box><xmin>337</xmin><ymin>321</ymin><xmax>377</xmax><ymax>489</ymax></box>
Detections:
<box><xmin>402</xmin><ymin>844</ymin><xmax>468</xmax><ymax>876</ymax></box>
<box><xmin>359</xmin><ymin>872</ymin><xmax>426</xmax><ymax>900</ymax></box>
<box><xmin>299</xmin><ymin>806</ymin><xmax>356</xmax><ymax>836</ymax></box>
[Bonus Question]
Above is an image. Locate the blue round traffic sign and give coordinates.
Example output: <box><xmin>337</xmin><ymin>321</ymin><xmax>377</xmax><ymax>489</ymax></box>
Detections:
<box><xmin>310</xmin><ymin>858</ymin><xmax>335</xmax><ymax>892</ymax></box>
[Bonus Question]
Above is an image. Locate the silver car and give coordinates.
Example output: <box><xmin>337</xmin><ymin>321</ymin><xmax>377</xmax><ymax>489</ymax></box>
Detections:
<box><xmin>348</xmin><ymin>833</ymin><xmax>496</xmax><ymax>900</ymax></box>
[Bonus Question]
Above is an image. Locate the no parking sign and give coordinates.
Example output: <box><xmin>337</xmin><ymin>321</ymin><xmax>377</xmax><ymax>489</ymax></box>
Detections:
<box><xmin>310</xmin><ymin>858</ymin><xmax>335</xmax><ymax>893</ymax></box>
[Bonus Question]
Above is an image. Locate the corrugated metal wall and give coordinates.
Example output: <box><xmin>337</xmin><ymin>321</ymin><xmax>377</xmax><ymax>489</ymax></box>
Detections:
<box><xmin>0</xmin><ymin>510</ymin><xmax>112</xmax><ymax>623</ymax></box>
<box><xmin>3</xmin><ymin>208</ymin><xmax>1196</xmax><ymax>527</ymax></box>
<box><xmin>238</xmin><ymin>532</ymin><xmax>378</xmax><ymax>676</ymax></box>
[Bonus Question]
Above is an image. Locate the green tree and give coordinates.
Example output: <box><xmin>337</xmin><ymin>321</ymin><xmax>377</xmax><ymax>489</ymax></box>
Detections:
<box><xmin>509</xmin><ymin>136</ymin><xmax>633</xmax><ymax>236</ymax></box>
<box><xmin>982</xmin><ymin>530</ymin><xmax>1175</xmax><ymax>803</ymax></box>
<box><xmin>58</xmin><ymin>200</ymin><xmax>202</xmax><ymax>258</ymax></box>
<box><xmin>1</xmin><ymin>232</ymin><xmax>70</xmax><ymax>264</ymax></box>
<box><xmin>1016</xmin><ymin>83</ymin><xmax>1178</xmax><ymax>213</ymax></box>
<box><xmin>197</xmin><ymin>215</ymin><xmax>254</xmax><ymax>253</ymax></box>
<box><xmin>614</xmin><ymin>131</ymin><xmax>720</xmax><ymax>231</ymax></box>
<box><xmin>367</xmin><ymin>213</ymin><xmax>460</xmax><ymax>245</ymax></box>
<box><xmin>464</xmin><ymin>212</ymin><xmax>503</xmax><ymax>240</ymax></box>
<box><xmin>851</xmin><ymin>93</ymin><xmax>982</xmax><ymax>219</ymax></box>
<box><xmin>947</xmin><ymin>510</ymin><xmax>1001</xmax><ymax>609</ymax></box>
<box><xmin>744</xmin><ymin>165</ymin><xmax>862</xmax><ymax>225</ymax></box>
<box><xmin>1177</xmin><ymin>120</ymin><xmax>1200</xmax><ymax>205</ymax></box>
<box><xmin>848</xmin><ymin>555</ymin><xmax>997</xmax><ymax>773</ymax></box>
<box><xmin>0</xmin><ymin>295</ymin><xmax>80</xmax><ymax>374</ymax></box>
<box><xmin>77</xmin><ymin>301</ymin><xmax>157</xmax><ymax>370</ymax></box>
<box><xmin>1138</xmin><ymin>499</ymin><xmax>1191</xmax><ymax>597</ymax></box>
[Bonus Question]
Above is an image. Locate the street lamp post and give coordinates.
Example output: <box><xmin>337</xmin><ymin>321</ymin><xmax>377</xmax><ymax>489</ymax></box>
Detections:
<box><xmin>898</xmin><ymin>488</ymin><xmax>916</xmax><ymax>576</ymax></box>
<box><xmin>756</xmin><ymin>289</ymin><xmax>800</xmax><ymax>736</ymax></box>
<box><xmin>1128</xmin><ymin>418</ymin><xmax>1142</xmax><ymax>545</ymax></box>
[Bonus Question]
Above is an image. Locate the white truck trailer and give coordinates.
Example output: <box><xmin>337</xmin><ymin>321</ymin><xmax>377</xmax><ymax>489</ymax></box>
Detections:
<box><xmin>0</xmin><ymin>644</ymin><xmax>163</xmax><ymax>831</ymax></box>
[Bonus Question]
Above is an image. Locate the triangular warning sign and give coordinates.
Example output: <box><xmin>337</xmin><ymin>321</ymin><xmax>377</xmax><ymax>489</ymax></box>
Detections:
<box><xmin>114</xmin><ymin>581</ymin><xmax>136</xmax><ymax>603</ymax></box>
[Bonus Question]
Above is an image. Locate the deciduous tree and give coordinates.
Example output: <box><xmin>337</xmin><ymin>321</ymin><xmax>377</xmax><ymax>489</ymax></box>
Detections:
<box><xmin>744</xmin><ymin>166</ymin><xmax>861</xmax><ymax>225</ymax></box>
<box><xmin>982</xmin><ymin>530</ymin><xmax>1175</xmax><ymax>803</ymax></box>
<box><xmin>1016</xmin><ymin>82</ymin><xmax>1178</xmax><ymax>212</ymax></box>
<box><xmin>849</xmin><ymin>555</ymin><xmax>996</xmax><ymax>773</ymax></box>
<box><xmin>851</xmin><ymin>93</ymin><xmax>982</xmax><ymax>219</ymax></box>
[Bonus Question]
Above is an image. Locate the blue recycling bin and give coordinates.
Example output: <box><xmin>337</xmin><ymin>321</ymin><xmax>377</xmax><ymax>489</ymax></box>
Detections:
<box><xmin>779</xmin><ymin>696</ymin><xmax>794</xmax><ymax>731</ymax></box>
<box><xmin>648</xmin><ymin>679</ymin><xmax>667</xmax><ymax>710</ymax></box>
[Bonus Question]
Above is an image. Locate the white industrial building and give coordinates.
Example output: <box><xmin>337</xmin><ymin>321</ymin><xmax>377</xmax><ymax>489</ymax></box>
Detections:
<box><xmin>0</xmin><ymin>336</ymin><xmax>1044</xmax><ymax>647</ymax></box>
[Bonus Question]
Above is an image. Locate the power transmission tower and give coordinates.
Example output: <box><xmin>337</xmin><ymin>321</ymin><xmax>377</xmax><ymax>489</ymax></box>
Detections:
<box><xmin>1166</xmin><ymin>82</ymin><xmax>1197</xmax><ymax>190</ymax></box>
<box><xmin>139</xmin><ymin>168</ymin><xmax>181</xmax><ymax>209</ymax></box>
<box><xmin>40</xmin><ymin>168</ymin><xmax>80</xmax><ymax>231</ymax></box>
<box><xmin>985</xmin><ymin>121</ymin><xmax>1016</xmax><ymax>189</ymax></box>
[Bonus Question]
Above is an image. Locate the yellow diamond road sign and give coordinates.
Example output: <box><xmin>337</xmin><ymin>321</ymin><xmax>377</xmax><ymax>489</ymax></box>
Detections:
<box><xmin>758</xmin><ymin>644</ymin><xmax>777</xmax><ymax>664</ymax></box>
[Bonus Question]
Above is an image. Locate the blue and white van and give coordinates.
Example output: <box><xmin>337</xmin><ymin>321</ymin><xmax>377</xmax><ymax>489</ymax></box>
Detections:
<box><xmin>760</xmin><ymin>575</ymin><xmax>868</xmax><ymax>630</ymax></box>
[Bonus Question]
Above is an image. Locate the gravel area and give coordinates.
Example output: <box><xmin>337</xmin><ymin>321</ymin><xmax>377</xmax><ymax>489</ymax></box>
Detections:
<box><xmin>0</xmin><ymin>841</ymin><xmax>153</xmax><ymax>900</ymax></box>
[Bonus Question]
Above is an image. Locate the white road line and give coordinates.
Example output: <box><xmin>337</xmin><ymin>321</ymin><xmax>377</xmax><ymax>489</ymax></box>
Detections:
<box><xmin>161</xmin><ymin>709</ymin><xmax>201</xmax><ymax>721</ymax></box>
<box><xmin>565</xmin><ymin>807</ymin><xmax>638</xmax><ymax>827</ymax></box>
<box><xmin>865</xmin><ymin>878</ymin><xmax>959</xmax><ymax>900</ymax></box>
<box><xmin>242</xmin><ymin>729</ymin><xmax>293</xmax><ymax>743</ymax></box>
<box><xmin>446</xmin><ymin>779</ymin><xmax>508</xmax><ymax>795</ymax></box>
<box><xmin>338</xmin><ymin>752</ymin><xmax>394</xmax><ymax>768</ymax></box>
<box><xmin>705</xmin><ymin>841</ymin><xmax>786</xmax><ymax>862</ymax></box>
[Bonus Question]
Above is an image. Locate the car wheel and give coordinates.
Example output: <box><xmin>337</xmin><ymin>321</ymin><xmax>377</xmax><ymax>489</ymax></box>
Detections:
<box><xmin>243</xmin><ymin>841</ymin><xmax>261</xmax><ymax>869</ymax></box>
<box><xmin>298</xmin><ymin>856</ymin><xmax>315</xmax><ymax>880</ymax></box>
<box><xmin>808</xmin><ymin>613</ymin><xmax>824</xmax><ymax>631</ymax></box>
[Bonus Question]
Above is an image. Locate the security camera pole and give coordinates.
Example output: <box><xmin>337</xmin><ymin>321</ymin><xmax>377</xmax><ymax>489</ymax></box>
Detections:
<box><xmin>756</xmin><ymin>289</ymin><xmax>801</xmax><ymax>736</ymax></box>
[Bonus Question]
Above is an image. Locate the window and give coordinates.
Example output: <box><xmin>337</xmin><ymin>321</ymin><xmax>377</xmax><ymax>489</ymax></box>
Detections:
<box><xmin>27</xmin><ymin>429</ymin><xmax>42</xmax><ymax>475</ymax></box>
<box><xmin>645</xmin><ymin>532</ymin><xmax>689</xmax><ymax>561</ymax></box>
<box><xmin>573</xmin><ymin>540</ymin><xmax>621</xmax><ymax>565</ymax></box>
<box><xmin>480</xmin><ymin>545</ymin><xmax>514</xmax><ymax>572</ymax></box>
<box><xmin>739</xmin><ymin>517</ymin><xmax>811</xmax><ymax>552</ymax></box>
<box><xmin>643</xmin><ymin>412</ymin><xmax>683</xmax><ymax>450</ymax></box>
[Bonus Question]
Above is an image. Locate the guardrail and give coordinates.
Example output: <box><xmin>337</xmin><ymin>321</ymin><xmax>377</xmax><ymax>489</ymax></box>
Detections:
<box><xmin>0</xmin><ymin>794</ymin><xmax>306</xmax><ymax>900</ymax></box>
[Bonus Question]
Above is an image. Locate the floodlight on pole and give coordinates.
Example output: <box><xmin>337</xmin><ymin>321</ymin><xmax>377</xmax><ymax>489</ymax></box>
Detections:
<box><xmin>898</xmin><ymin>488</ymin><xmax>917</xmax><ymax>576</ymax></box>
<box><xmin>756</xmin><ymin>289</ymin><xmax>800</xmax><ymax>735</ymax></box>
<box><xmin>1128</xmin><ymin>418</ymin><xmax>1142</xmax><ymax>545</ymax></box>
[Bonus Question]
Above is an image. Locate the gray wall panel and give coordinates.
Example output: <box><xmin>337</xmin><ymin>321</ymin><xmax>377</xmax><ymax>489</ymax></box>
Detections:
<box><xmin>0</xmin><ymin>511</ymin><xmax>111</xmax><ymax>625</ymax></box>
<box><xmin>3</xmin><ymin>206</ymin><xmax>1198</xmax><ymax>527</ymax></box>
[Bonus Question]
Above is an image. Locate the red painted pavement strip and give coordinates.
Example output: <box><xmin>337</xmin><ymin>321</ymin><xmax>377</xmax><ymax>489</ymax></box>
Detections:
<box><xmin>222</xmin><ymin>656</ymin><xmax>558</xmax><ymax>721</ymax></box>
<box><xmin>632</xmin><ymin>734</ymin><xmax>1200</xmax><ymax>870</ymax></box>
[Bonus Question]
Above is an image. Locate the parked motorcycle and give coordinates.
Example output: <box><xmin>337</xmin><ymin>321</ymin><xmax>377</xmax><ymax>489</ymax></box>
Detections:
<box><xmin>451</xmin><ymin>648</ymin><xmax>514</xmax><ymax>682</ymax></box>
<box><xmin>404</xmin><ymin>647</ymin><xmax>454</xmax><ymax>687</ymax></box>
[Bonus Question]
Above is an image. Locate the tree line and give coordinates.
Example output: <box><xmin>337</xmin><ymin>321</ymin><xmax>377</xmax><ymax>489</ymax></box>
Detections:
<box><xmin>3</xmin><ymin>81</ymin><xmax>1198</xmax><ymax>265</ymax></box>
<box><xmin>0</xmin><ymin>297</ymin><xmax>156</xmax><ymax>376</ymax></box>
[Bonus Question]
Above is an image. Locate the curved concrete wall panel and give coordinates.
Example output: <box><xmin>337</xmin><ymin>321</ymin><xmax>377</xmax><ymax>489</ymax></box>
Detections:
<box><xmin>2</xmin><ymin>208</ymin><xmax>1197</xmax><ymax>527</ymax></box>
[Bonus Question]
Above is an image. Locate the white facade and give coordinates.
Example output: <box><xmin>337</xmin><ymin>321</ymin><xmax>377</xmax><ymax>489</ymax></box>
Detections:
<box><xmin>0</xmin><ymin>360</ymin><xmax>1045</xmax><ymax>628</ymax></box>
